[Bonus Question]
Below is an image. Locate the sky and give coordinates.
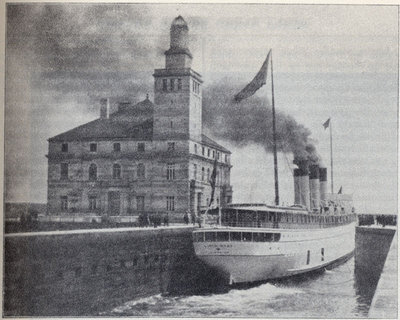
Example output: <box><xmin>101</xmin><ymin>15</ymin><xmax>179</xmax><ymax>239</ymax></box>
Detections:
<box><xmin>4</xmin><ymin>3</ymin><xmax>398</xmax><ymax>214</ymax></box>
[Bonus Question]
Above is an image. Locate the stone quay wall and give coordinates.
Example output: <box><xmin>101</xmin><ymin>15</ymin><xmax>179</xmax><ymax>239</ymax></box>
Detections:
<box><xmin>4</xmin><ymin>227</ymin><xmax>224</xmax><ymax>316</ymax></box>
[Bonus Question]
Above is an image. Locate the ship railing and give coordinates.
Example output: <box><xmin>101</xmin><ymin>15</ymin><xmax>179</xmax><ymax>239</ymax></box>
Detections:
<box><xmin>221</xmin><ymin>216</ymin><xmax>356</xmax><ymax>229</ymax></box>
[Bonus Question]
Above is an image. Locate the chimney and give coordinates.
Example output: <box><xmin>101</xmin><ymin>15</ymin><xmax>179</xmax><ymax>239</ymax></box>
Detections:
<box><xmin>294</xmin><ymin>167</ymin><xmax>310</xmax><ymax>210</ymax></box>
<box><xmin>319</xmin><ymin>167</ymin><xmax>328</xmax><ymax>205</ymax></box>
<box><xmin>309</xmin><ymin>164</ymin><xmax>320</xmax><ymax>211</ymax></box>
<box><xmin>100</xmin><ymin>98</ymin><xmax>110</xmax><ymax>119</ymax></box>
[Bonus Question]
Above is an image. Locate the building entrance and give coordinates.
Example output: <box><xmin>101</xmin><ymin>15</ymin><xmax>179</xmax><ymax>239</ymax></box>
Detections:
<box><xmin>108</xmin><ymin>191</ymin><xmax>120</xmax><ymax>215</ymax></box>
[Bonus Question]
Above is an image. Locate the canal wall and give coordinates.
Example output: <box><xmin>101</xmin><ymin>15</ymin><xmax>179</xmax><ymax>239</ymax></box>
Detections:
<box><xmin>354</xmin><ymin>226</ymin><xmax>397</xmax><ymax>311</ymax></box>
<box><xmin>368</xmin><ymin>230</ymin><xmax>397</xmax><ymax>318</ymax></box>
<box><xmin>4</xmin><ymin>227</ymin><xmax>224</xmax><ymax>316</ymax></box>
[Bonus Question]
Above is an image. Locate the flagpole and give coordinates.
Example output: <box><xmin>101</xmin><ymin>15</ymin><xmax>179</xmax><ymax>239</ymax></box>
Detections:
<box><xmin>330</xmin><ymin>117</ymin><xmax>333</xmax><ymax>194</ymax></box>
<box><xmin>270</xmin><ymin>51</ymin><xmax>280</xmax><ymax>205</ymax></box>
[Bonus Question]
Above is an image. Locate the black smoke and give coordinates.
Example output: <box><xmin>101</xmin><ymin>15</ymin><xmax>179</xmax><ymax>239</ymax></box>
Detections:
<box><xmin>202</xmin><ymin>81</ymin><xmax>319</xmax><ymax>170</ymax></box>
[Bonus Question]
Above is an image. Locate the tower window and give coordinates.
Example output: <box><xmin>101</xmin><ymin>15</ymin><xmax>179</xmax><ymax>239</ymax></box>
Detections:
<box><xmin>162</xmin><ymin>79</ymin><xmax>168</xmax><ymax>91</ymax></box>
<box><xmin>61</xmin><ymin>143</ymin><xmax>68</xmax><ymax>153</ymax></box>
<box><xmin>207</xmin><ymin>168</ymin><xmax>210</xmax><ymax>182</ymax></box>
<box><xmin>194</xmin><ymin>144</ymin><xmax>198</xmax><ymax>154</ymax></box>
<box><xmin>208</xmin><ymin>149</ymin><xmax>210</xmax><ymax>157</ymax></box>
<box><xmin>201</xmin><ymin>167</ymin><xmax>205</xmax><ymax>181</ymax></box>
<box><xmin>166</xmin><ymin>196</ymin><xmax>175</xmax><ymax>211</ymax></box>
<box><xmin>202</xmin><ymin>146</ymin><xmax>205</xmax><ymax>156</ymax></box>
<box><xmin>113</xmin><ymin>143</ymin><xmax>121</xmax><ymax>152</ymax></box>
<box><xmin>138</xmin><ymin>143</ymin><xmax>145</xmax><ymax>152</ymax></box>
<box><xmin>167</xmin><ymin>142</ymin><xmax>175</xmax><ymax>151</ymax></box>
<box><xmin>177</xmin><ymin>79</ymin><xmax>182</xmax><ymax>90</ymax></box>
<box><xmin>225</xmin><ymin>154</ymin><xmax>228</xmax><ymax>162</ymax></box>
<box><xmin>170</xmin><ymin>79</ymin><xmax>175</xmax><ymax>91</ymax></box>
<box><xmin>90</xmin><ymin>143</ymin><xmax>97</xmax><ymax>152</ymax></box>
<box><xmin>60</xmin><ymin>163</ymin><xmax>68</xmax><ymax>180</ymax></box>
<box><xmin>113</xmin><ymin>163</ymin><xmax>121</xmax><ymax>179</ymax></box>
<box><xmin>212</xmin><ymin>150</ymin><xmax>215</xmax><ymax>158</ymax></box>
<box><xmin>89</xmin><ymin>163</ymin><xmax>97</xmax><ymax>181</ymax></box>
<box><xmin>167</xmin><ymin>163</ymin><xmax>176</xmax><ymax>180</ymax></box>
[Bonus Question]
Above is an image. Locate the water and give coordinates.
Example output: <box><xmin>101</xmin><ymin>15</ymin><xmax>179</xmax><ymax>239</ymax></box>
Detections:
<box><xmin>105</xmin><ymin>257</ymin><xmax>376</xmax><ymax>318</ymax></box>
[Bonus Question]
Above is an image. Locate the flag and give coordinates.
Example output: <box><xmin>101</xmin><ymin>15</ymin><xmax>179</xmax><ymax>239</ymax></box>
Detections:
<box><xmin>208</xmin><ymin>157</ymin><xmax>218</xmax><ymax>207</ymax></box>
<box><xmin>323</xmin><ymin>118</ymin><xmax>330</xmax><ymax>129</ymax></box>
<box><xmin>234</xmin><ymin>50</ymin><xmax>271</xmax><ymax>102</ymax></box>
<box><xmin>338</xmin><ymin>186</ymin><xmax>342</xmax><ymax>194</ymax></box>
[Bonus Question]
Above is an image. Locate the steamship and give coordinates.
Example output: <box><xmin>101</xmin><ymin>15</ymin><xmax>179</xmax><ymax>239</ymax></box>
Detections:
<box><xmin>193</xmin><ymin>50</ymin><xmax>356</xmax><ymax>284</ymax></box>
<box><xmin>193</xmin><ymin>164</ymin><xmax>357</xmax><ymax>284</ymax></box>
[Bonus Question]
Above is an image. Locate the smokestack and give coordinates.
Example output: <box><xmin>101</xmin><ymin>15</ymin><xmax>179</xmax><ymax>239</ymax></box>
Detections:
<box><xmin>319</xmin><ymin>167</ymin><xmax>328</xmax><ymax>205</ymax></box>
<box><xmin>309</xmin><ymin>165</ymin><xmax>320</xmax><ymax>211</ymax></box>
<box><xmin>293</xmin><ymin>167</ymin><xmax>310</xmax><ymax>210</ymax></box>
<box><xmin>100</xmin><ymin>98</ymin><xmax>110</xmax><ymax>119</ymax></box>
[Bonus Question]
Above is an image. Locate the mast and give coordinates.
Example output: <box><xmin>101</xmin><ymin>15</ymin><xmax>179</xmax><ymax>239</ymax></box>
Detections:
<box><xmin>330</xmin><ymin>118</ymin><xmax>333</xmax><ymax>193</ymax></box>
<box><xmin>271</xmin><ymin>51</ymin><xmax>280</xmax><ymax>205</ymax></box>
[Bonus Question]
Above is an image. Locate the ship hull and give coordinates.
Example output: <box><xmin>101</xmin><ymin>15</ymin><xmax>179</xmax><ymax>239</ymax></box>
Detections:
<box><xmin>193</xmin><ymin>222</ymin><xmax>356</xmax><ymax>284</ymax></box>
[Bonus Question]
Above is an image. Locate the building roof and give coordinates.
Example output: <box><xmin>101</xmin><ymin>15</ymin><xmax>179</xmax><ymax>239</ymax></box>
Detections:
<box><xmin>49</xmin><ymin>98</ymin><xmax>231</xmax><ymax>154</ymax></box>
<box><xmin>201</xmin><ymin>134</ymin><xmax>231</xmax><ymax>154</ymax></box>
<box><xmin>49</xmin><ymin>98</ymin><xmax>154</xmax><ymax>142</ymax></box>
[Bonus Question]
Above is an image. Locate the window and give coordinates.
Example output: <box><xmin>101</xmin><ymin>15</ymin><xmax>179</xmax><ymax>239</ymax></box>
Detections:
<box><xmin>202</xmin><ymin>146</ymin><xmax>205</xmax><ymax>156</ymax></box>
<box><xmin>177</xmin><ymin>78</ymin><xmax>182</xmax><ymax>90</ymax></box>
<box><xmin>225</xmin><ymin>154</ymin><xmax>228</xmax><ymax>162</ymax></box>
<box><xmin>89</xmin><ymin>163</ymin><xmax>97</xmax><ymax>181</ymax></box>
<box><xmin>166</xmin><ymin>196</ymin><xmax>175</xmax><ymax>211</ymax></box>
<box><xmin>193</xmin><ymin>164</ymin><xmax>197</xmax><ymax>180</ymax></box>
<box><xmin>207</xmin><ymin>168</ymin><xmax>210</xmax><ymax>182</ymax></box>
<box><xmin>60</xmin><ymin>163</ymin><xmax>68</xmax><ymax>180</ymax></box>
<box><xmin>60</xmin><ymin>196</ymin><xmax>68</xmax><ymax>211</ymax></box>
<box><xmin>89</xmin><ymin>195</ymin><xmax>97</xmax><ymax>210</ymax></box>
<box><xmin>212</xmin><ymin>150</ymin><xmax>215</xmax><ymax>158</ymax></box>
<box><xmin>61</xmin><ymin>143</ymin><xmax>68</xmax><ymax>153</ymax></box>
<box><xmin>205</xmin><ymin>232</ymin><xmax>216</xmax><ymax>242</ymax></box>
<box><xmin>90</xmin><ymin>143</ymin><xmax>97</xmax><ymax>152</ymax></box>
<box><xmin>138</xmin><ymin>143</ymin><xmax>145</xmax><ymax>152</ymax></box>
<box><xmin>216</xmin><ymin>232</ymin><xmax>229</xmax><ymax>242</ymax></box>
<box><xmin>242</xmin><ymin>232</ymin><xmax>252</xmax><ymax>241</ymax></box>
<box><xmin>170</xmin><ymin>79</ymin><xmax>175</xmax><ymax>91</ymax></box>
<box><xmin>167</xmin><ymin>142</ymin><xmax>175</xmax><ymax>151</ymax></box>
<box><xmin>217</xmin><ymin>152</ymin><xmax>220</xmax><ymax>159</ymax></box>
<box><xmin>321</xmin><ymin>248</ymin><xmax>325</xmax><ymax>261</ymax></box>
<box><xmin>306</xmin><ymin>250</ymin><xmax>310</xmax><ymax>265</ymax></box>
<box><xmin>162</xmin><ymin>79</ymin><xmax>167</xmax><ymax>91</ymax></box>
<box><xmin>194</xmin><ymin>144</ymin><xmax>198</xmax><ymax>154</ymax></box>
<box><xmin>230</xmin><ymin>232</ymin><xmax>241</xmax><ymax>241</ymax></box>
<box><xmin>192</xmin><ymin>81</ymin><xmax>200</xmax><ymax>94</ymax></box>
<box><xmin>137</xmin><ymin>163</ymin><xmax>145</xmax><ymax>178</ymax></box>
<box><xmin>136</xmin><ymin>196</ymin><xmax>145</xmax><ymax>211</ymax></box>
<box><xmin>208</xmin><ymin>149</ymin><xmax>210</xmax><ymax>157</ymax></box>
<box><xmin>113</xmin><ymin>143</ymin><xmax>121</xmax><ymax>152</ymax></box>
<box><xmin>201</xmin><ymin>167</ymin><xmax>205</xmax><ymax>181</ymax></box>
<box><xmin>113</xmin><ymin>163</ymin><xmax>121</xmax><ymax>179</ymax></box>
<box><xmin>167</xmin><ymin>163</ymin><xmax>176</xmax><ymax>180</ymax></box>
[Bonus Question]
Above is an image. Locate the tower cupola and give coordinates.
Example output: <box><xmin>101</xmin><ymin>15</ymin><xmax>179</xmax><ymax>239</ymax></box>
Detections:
<box><xmin>165</xmin><ymin>16</ymin><xmax>192</xmax><ymax>69</ymax></box>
